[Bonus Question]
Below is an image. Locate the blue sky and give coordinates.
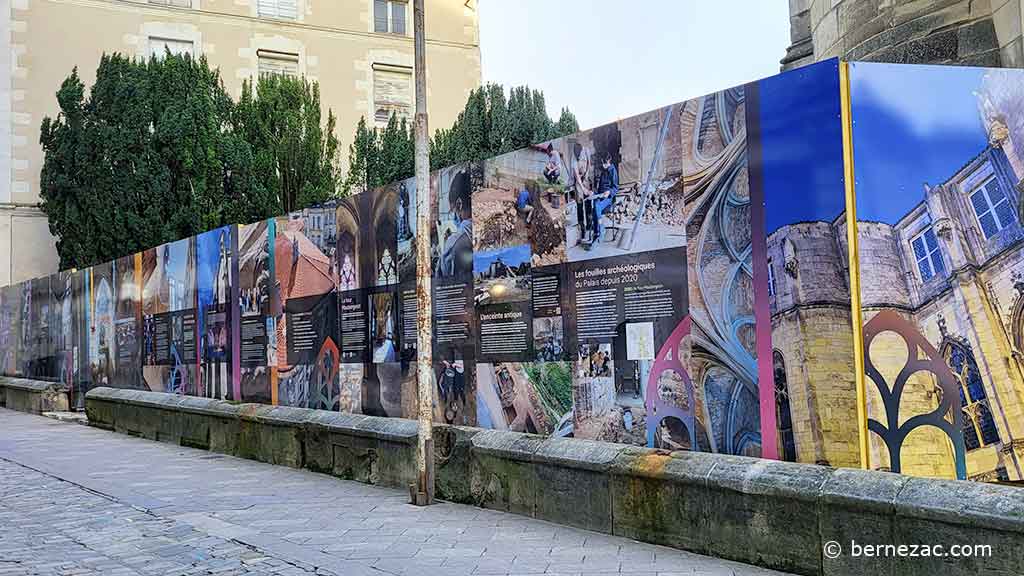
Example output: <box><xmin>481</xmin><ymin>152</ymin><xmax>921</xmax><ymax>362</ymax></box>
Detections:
<box><xmin>849</xmin><ymin>62</ymin><xmax>989</xmax><ymax>224</ymax></box>
<box><xmin>478</xmin><ymin>0</ymin><xmax>790</xmax><ymax>130</ymax></box>
<box><xmin>759</xmin><ymin>59</ymin><xmax>846</xmax><ymax>234</ymax></box>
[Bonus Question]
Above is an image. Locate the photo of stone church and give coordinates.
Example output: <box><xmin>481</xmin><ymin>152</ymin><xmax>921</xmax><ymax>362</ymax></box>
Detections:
<box><xmin>769</xmin><ymin>62</ymin><xmax>1024</xmax><ymax>483</ymax></box>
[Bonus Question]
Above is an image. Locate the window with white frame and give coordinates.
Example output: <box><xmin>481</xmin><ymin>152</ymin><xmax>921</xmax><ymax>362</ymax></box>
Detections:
<box><xmin>149</xmin><ymin>0</ymin><xmax>192</xmax><ymax>7</ymax></box>
<box><xmin>258</xmin><ymin>51</ymin><xmax>299</xmax><ymax>78</ymax></box>
<box><xmin>767</xmin><ymin>258</ymin><xmax>776</xmax><ymax>297</ymax></box>
<box><xmin>374</xmin><ymin>0</ymin><xmax>407</xmax><ymax>35</ymax></box>
<box><xmin>373</xmin><ymin>64</ymin><xmax>412</xmax><ymax>126</ymax></box>
<box><xmin>910</xmin><ymin>227</ymin><xmax>945</xmax><ymax>282</ymax></box>
<box><xmin>969</xmin><ymin>176</ymin><xmax>1016</xmax><ymax>239</ymax></box>
<box><xmin>258</xmin><ymin>0</ymin><xmax>298</xmax><ymax>20</ymax></box>
<box><xmin>149</xmin><ymin>37</ymin><xmax>195</xmax><ymax>59</ymax></box>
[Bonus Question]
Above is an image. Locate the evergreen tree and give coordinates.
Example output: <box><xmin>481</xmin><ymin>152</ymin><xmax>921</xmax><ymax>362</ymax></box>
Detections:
<box><xmin>40</xmin><ymin>52</ymin><xmax>340</xmax><ymax>270</ymax></box>
<box><xmin>428</xmin><ymin>83</ymin><xmax>579</xmax><ymax>172</ymax></box>
<box><xmin>234</xmin><ymin>73</ymin><xmax>341</xmax><ymax>215</ymax></box>
<box><xmin>557</xmin><ymin>107</ymin><xmax>580</xmax><ymax>136</ymax></box>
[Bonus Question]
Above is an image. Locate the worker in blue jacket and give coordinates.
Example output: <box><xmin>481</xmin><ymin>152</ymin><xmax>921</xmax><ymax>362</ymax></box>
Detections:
<box><xmin>587</xmin><ymin>154</ymin><xmax>619</xmax><ymax>248</ymax></box>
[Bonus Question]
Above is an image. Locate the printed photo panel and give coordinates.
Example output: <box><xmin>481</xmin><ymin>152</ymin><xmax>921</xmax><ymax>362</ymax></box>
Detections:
<box><xmin>74</xmin><ymin>274</ymin><xmax>89</xmax><ymax>395</ymax></box>
<box><xmin>0</xmin><ymin>283</ymin><xmax>20</xmax><ymax>377</ymax></box>
<box><xmin>565</xmin><ymin>247</ymin><xmax>687</xmax><ymax>445</ymax></box>
<box><xmin>850</xmin><ymin>62</ymin><xmax>1024</xmax><ymax>483</ymax></box>
<box><xmin>477</xmin><ymin>360</ymin><xmax>572</xmax><ymax>436</ymax></box>
<box><xmin>87</xmin><ymin>263</ymin><xmax>115</xmax><ymax>388</ymax></box>
<box><xmin>564</xmin><ymin>108</ymin><xmax>685</xmax><ymax>263</ymax></box>
<box><xmin>394</xmin><ymin>176</ymin><xmax>422</xmax><ymax>377</ymax></box>
<box><xmin>335</xmin><ymin>186</ymin><xmax>409</xmax><ymax>418</ymax></box>
<box><xmin>275</xmin><ymin>206</ymin><xmax>339</xmax><ymax>410</ymax></box>
<box><xmin>32</xmin><ymin>275</ymin><xmax>54</xmax><ymax>380</ymax></box>
<box><xmin>679</xmin><ymin>84</ymin><xmax>763</xmax><ymax>457</ymax></box>
<box><xmin>237</xmin><ymin>220</ymin><xmax>276</xmax><ymax>405</ymax></box>
<box><xmin>431</xmin><ymin>163</ymin><xmax>479</xmax><ymax>426</ymax></box>
<box><xmin>141</xmin><ymin>238</ymin><xmax>196</xmax><ymax>394</ymax></box>
<box><xmin>196</xmin><ymin>225</ymin><xmax>236</xmax><ymax>400</ymax></box>
<box><xmin>19</xmin><ymin>280</ymin><xmax>32</xmax><ymax>377</ymax></box>
<box><xmin>112</xmin><ymin>254</ymin><xmax>142</xmax><ymax>390</ymax></box>
<box><xmin>748</xmin><ymin>58</ymin><xmax>851</xmax><ymax>465</ymax></box>
<box><xmin>51</xmin><ymin>271</ymin><xmax>78</xmax><ymax>391</ymax></box>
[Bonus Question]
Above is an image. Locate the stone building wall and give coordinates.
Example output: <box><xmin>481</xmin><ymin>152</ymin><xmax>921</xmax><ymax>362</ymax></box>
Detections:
<box><xmin>766</xmin><ymin>148</ymin><xmax>1024</xmax><ymax>480</ymax></box>
<box><xmin>772</xmin><ymin>305</ymin><xmax>859</xmax><ymax>467</ymax></box>
<box><xmin>782</xmin><ymin>0</ymin><xmax>1024</xmax><ymax>70</ymax></box>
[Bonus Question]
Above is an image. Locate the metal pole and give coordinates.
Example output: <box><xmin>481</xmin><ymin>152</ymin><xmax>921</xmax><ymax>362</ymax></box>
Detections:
<box><xmin>412</xmin><ymin>0</ymin><xmax>434</xmax><ymax>506</ymax></box>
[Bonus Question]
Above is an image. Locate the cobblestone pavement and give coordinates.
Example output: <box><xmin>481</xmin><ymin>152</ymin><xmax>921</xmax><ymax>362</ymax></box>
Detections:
<box><xmin>0</xmin><ymin>408</ymin><xmax>794</xmax><ymax>576</ymax></box>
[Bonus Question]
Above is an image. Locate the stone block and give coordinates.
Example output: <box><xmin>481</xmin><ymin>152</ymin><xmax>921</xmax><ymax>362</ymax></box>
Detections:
<box><xmin>349</xmin><ymin>416</ymin><xmax>417</xmax><ymax>489</ymax></box>
<box><xmin>610</xmin><ymin>448</ymin><xmax>714</xmax><ymax>555</ymax></box>
<box><xmin>84</xmin><ymin>391</ymin><xmax>116</xmax><ymax>430</ymax></box>
<box><xmin>133</xmin><ymin>391</ymin><xmax>186</xmax><ymax>443</ymax></box>
<box><xmin>303</xmin><ymin>411</ymin><xmax>354</xmax><ymax>474</ymax></box>
<box><xmin>958</xmin><ymin>18</ymin><xmax>1000</xmax><ymax>57</ymax></box>
<box><xmin>840</xmin><ymin>0</ymin><xmax>889</xmax><ymax>53</ymax></box>
<box><xmin>331</xmin><ymin>433</ymin><xmax>380</xmax><ymax>484</ymax></box>
<box><xmin>204</xmin><ymin>404</ymin><xmax>243</xmax><ymax>456</ymax></box>
<box><xmin>434</xmin><ymin>425</ymin><xmax>482</xmax><ymax>504</ymax></box>
<box><xmin>251</xmin><ymin>405</ymin><xmax>309</xmax><ymax>468</ymax></box>
<box><xmin>177</xmin><ymin>396</ymin><xmax>217</xmax><ymax>449</ymax></box>
<box><xmin>1000</xmin><ymin>35</ymin><xmax>1024</xmax><ymax>66</ymax></box>
<box><xmin>105</xmin><ymin>390</ymin><xmax>148</xmax><ymax>436</ymax></box>
<box><xmin>892</xmin><ymin>0</ymin><xmax>968</xmax><ymax>28</ymax></box>
<box><xmin>470</xmin><ymin>430</ymin><xmax>544</xmax><ymax>516</ymax></box>
<box><xmin>907</xmin><ymin>28</ymin><xmax>960</xmax><ymax>63</ymax></box>
<box><xmin>1</xmin><ymin>377</ymin><xmax>70</xmax><ymax>414</ymax></box>
<box><xmin>702</xmin><ymin>455</ymin><xmax>831</xmax><ymax>575</ymax></box>
<box><xmin>893</xmin><ymin>477</ymin><xmax>1024</xmax><ymax>575</ymax></box>
<box><xmin>533</xmin><ymin>437</ymin><xmax>624</xmax><ymax>532</ymax></box>
<box><xmin>960</xmin><ymin>48</ymin><xmax>1004</xmax><ymax>66</ymax></box>
<box><xmin>993</xmin><ymin>0</ymin><xmax>1022</xmax><ymax>48</ymax></box>
<box><xmin>820</xmin><ymin>468</ymin><xmax>908</xmax><ymax>576</ymax></box>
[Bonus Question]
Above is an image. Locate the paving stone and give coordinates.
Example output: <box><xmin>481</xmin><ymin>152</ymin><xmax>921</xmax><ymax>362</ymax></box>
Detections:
<box><xmin>0</xmin><ymin>408</ymin><xmax>793</xmax><ymax>576</ymax></box>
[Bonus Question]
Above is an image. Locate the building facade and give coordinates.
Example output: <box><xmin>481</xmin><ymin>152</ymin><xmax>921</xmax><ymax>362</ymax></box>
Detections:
<box><xmin>0</xmin><ymin>0</ymin><xmax>481</xmax><ymax>284</ymax></box>
<box><xmin>783</xmin><ymin>0</ymin><xmax>1024</xmax><ymax>70</ymax></box>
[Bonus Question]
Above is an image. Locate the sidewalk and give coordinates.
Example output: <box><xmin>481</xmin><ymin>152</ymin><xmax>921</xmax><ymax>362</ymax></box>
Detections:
<box><xmin>0</xmin><ymin>408</ymin><xmax>793</xmax><ymax>576</ymax></box>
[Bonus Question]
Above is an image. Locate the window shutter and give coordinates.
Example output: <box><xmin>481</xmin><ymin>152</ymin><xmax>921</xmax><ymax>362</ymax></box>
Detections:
<box><xmin>258</xmin><ymin>52</ymin><xmax>299</xmax><ymax>77</ymax></box>
<box><xmin>150</xmin><ymin>38</ymin><xmax>195</xmax><ymax>59</ymax></box>
<box><xmin>278</xmin><ymin>0</ymin><xmax>298</xmax><ymax>19</ymax></box>
<box><xmin>259</xmin><ymin>0</ymin><xmax>296</xmax><ymax>19</ymax></box>
<box><xmin>258</xmin><ymin>0</ymin><xmax>278</xmax><ymax>17</ymax></box>
<box><xmin>373</xmin><ymin>64</ymin><xmax>413</xmax><ymax>126</ymax></box>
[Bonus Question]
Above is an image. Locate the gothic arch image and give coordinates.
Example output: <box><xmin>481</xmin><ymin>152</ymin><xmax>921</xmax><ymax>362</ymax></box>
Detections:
<box><xmin>681</xmin><ymin>87</ymin><xmax>762</xmax><ymax>457</ymax></box>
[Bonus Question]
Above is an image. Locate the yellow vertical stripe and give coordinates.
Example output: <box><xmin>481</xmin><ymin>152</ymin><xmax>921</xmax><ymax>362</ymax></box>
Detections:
<box><xmin>134</xmin><ymin>253</ymin><xmax>142</xmax><ymax>313</ymax></box>
<box><xmin>840</xmin><ymin>61</ymin><xmax>870</xmax><ymax>470</ymax></box>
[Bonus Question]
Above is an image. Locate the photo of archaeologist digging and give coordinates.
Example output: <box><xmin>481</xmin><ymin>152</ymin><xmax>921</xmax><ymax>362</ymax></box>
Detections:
<box><xmin>473</xmin><ymin>244</ymin><xmax>531</xmax><ymax>306</ymax></box>
<box><xmin>564</xmin><ymin>105</ymin><xmax>686</xmax><ymax>262</ymax></box>
<box><xmin>477</xmin><ymin>146</ymin><xmax>567</xmax><ymax>266</ymax></box>
<box><xmin>476</xmin><ymin>361</ymin><xmax>573</xmax><ymax>436</ymax></box>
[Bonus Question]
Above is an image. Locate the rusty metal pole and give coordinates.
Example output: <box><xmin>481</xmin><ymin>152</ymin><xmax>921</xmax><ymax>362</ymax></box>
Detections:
<box><xmin>412</xmin><ymin>0</ymin><xmax>434</xmax><ymax>506</ymax></box>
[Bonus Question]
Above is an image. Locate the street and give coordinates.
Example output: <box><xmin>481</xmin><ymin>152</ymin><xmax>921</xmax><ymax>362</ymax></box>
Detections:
<box><xmin>0</xmin><ymin>408</ymin><xmax>791</xmax><ymax>576</ymax></box>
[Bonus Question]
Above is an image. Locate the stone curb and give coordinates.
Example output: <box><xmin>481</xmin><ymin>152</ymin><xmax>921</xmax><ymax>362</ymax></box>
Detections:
<box><xmin>0</xmin><ymin>376</ymin><xmax>70</xmax><ymax>414</ymax></box>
